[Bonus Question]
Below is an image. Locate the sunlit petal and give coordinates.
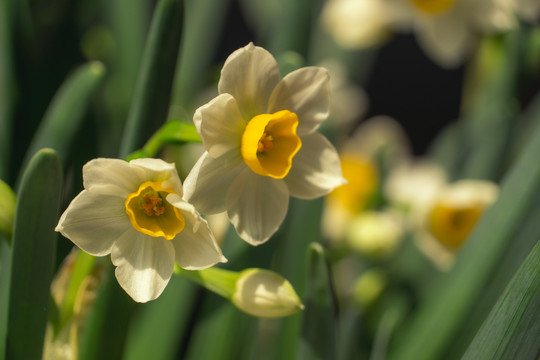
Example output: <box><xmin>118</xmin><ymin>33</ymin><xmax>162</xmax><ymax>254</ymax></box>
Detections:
<box><xmin>218</xmin><ymin>43</ymin><xmax>281</xmax><ymax>119</ymax></box>
<box><xmin>194</xmin><ymin>93</ymin><xmax>247</xmax><ymax>158</ymax></box>
<box><xmin>267</xmin><ymin>66</ymin><xmax>330</xmax><ymax>135</ymax></box>
<box><xmin>227</xmin><ymin>168</ymin><xmax>289</xmax><ymax>245</ymax></box>
<box><xmin>111</xmin><ymin>230</ymin><xmax>175</xmax><ymax>303</ymax></box>
<box><xmin>285</xmin><ymin>133</ymin><xmax>346</xmax><ymax>199</ymax></box>
<box><xmin>55</xmin><ymin>190</ymin><xmax>130</xmax><ymax>256</ymax></box>
<box><xmin>183</xmin><ymin>150</ymin><xmax>245</xmax><ymax>214</ymax></box>
<box><xmin>172</xmin><ymin>219</ymin><xmax>227</xmax><ymax>270</ymax></box>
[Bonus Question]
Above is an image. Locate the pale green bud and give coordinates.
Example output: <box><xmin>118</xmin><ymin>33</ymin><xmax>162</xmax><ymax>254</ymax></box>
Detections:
<box><xmin>0</xmin><ymin>178</ymin><xmax>16</xmax><ymax>240</ymax></box>
<box><xmin>232</xmin><ymin>268</ymin><xmax>304</xmax><ymax>318</ymax></box>
<box><xmin>346</xmin><ymin>210</ymin><xmax>402</xmax><ymax>258</ymax></box>
<box><xmin>353</xmin><ymin>268</ymin><xmax>387</xmax><ymax>308</ymax></box>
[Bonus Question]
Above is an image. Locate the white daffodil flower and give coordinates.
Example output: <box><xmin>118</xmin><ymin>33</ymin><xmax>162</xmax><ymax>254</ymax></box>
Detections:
<box><xmin>55</xmin><ymin>158</ymin><xmax>227</xmax><ymax>303</ymax></box>
<box><xmin>183</xmin><ymin>43</ymin><xmax>346</xmax><ymax>246</ymax></box>
<box><xmin>321</xmin><ymin>0</ymin><xmax>516</xmax><ymax>68</ymax></box>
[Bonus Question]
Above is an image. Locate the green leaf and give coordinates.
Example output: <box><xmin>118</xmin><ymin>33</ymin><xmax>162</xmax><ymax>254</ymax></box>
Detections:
<box><xmin>267</xmin><ymin>0</ymin><xmax>318</xmax><ymax>59</ymax></box>
<box><xmin>269</xmin><ymin>198</ymin><xmax>325</xmax><ymax>360</ymax></box>
<box><xmin>183</xmin><ymin>294</ymin><xmax>258</xmax><ymax>360</ymax></box>
<box><xmin>0</xmin><ymin>239</ymin><xmax>11</xmax><ymax>360</ymax></box>
<box><xmin>0</xmin><ymin>0</ymin><xmax>15</xmax><ymax>180</ymax></box>
<box><xmin>457</xmin><ymin>31</ymin><xmax>522</xmax><ymax>181</ymax></box>
<box><xmin>180</xmin><ymin>228</ymin><xmax>271</xmax><ymax>360</ymax></box>
<box><xmin>298</xmin><ymin>243</ymin><xmax>337</xmax><ymax>360</ymax></box>
<box><xmin>462</xmin><ymin>240</ymin><xmax>540</xmax><ymax>360</ymax></box>
<box><xmin>118</xmin><ymin>0</ymin><xmax>184</xmax><ymax>158</ymax></box>
<box><xmin>123</xmin><ymin>277</ymin><xmax>198</xmax><ymax>360</ymax></box>
<box><xmin>388</xmin><ymin>73</ymin><xmax>540</xmax><ymax>360</ymax></box>
<box><xmin>443</xmin><ymin>183</ymin><xmax>540</xmax><ymax>359</ymax></box>
<box><xmin>6</xmin><ymin>148</ymin><xmax>62</xmax><ymax>360</ymax></box>
<box><xmin>20</xmin><ymin>62</ymin><xmax>105</xmax><ymax>172</ymax></box>
<box><xmin>78</xmin><ymin>266</ymin><xmax>138</xmax><ymax>360</ymax></box>
<box><xmin>169</xmin><ymin>0</ymin><xmax>232</xmax><ymax>114</ymax></box>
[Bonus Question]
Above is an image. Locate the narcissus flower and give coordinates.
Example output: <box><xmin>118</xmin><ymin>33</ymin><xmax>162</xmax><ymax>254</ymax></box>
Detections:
<box><xmin>321</xmin><ymin>0</ymin><xmax>515</xmax><ymax>68</ymax></box>
<box><xmin>55</xmin><ymin>158</ymin><xmax>227</xmax><ymax>302</ymax></box>
<box><xmin>183</xmin><ymin>43</ymin><xmax>345</xmax><ymax>245</ymax></box>
<box><xmin>427</xmin><ymin>179</ymin><xmax>498</xmax><ymax>249</ymax></box>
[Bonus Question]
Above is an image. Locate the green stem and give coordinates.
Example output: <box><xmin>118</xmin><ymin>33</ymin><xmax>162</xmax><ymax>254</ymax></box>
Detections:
<box><xmin>126</xmin><ymin>120</ymin><xmax>201</xmax><ymax>161</ymax></box>
<box><xmin>174</xmin><ymin>265</ymin><xmax>239</xmax><ymax>300</ymax></box>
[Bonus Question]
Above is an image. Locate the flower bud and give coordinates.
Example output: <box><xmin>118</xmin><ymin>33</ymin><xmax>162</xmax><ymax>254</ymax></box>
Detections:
<box><xmin>232</xmin><ymin>268</ymin><xmax>304</xmax><ymax>318</ymax></box>
<box><xmin>353</xmin><ymin>268</ymin><xmax>387</xmax><ymax>308</ymax></box>
<box><xmin>0</xmin><ymin>179</ymin><xmax>16</xmax><ymax>240</ymax></box>
<box><xmin>346</xmin><ymin>210</ymin><xmax>403</xmax><ymax>258</ymax></box>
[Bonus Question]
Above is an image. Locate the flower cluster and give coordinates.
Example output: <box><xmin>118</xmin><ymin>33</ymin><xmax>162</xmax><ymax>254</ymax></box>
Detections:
<box><xmin>56</xmin><ymin>43</ymin><xmax>345</xmax><ymax>303</ymax></box>
<box><xmin>321</xmin><ymin>0</ymin><xmax>525</xmax><ymax>67</ymax></box>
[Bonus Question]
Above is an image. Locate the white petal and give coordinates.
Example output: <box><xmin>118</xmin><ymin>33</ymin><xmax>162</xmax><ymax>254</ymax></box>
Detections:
<box><xmin>55</xmin><ymin>190</ymin><xmax>131</xmax><ymax>256</ymax></box>
<box><xmin>414</xmin><ymin>15</ymin><xmax>474</xmax><ymax>68</ymax></box>
<box><xmin>166</xmin><ymin>194</ymin><xmax>202</xmax><ymax>233</ymax></box>
<box><xmin>218</xmin><ymin>43</ymin><xmax>281</xmax><ymax>119</ymax></box>
<box><xmin>285</xmin><ymin>133</ymin><xmax>346</xmax><ymax>199</ymax></box>
<box><xmin>111</xmin><ymin>230</ymin><xmax>175</xmax><ymax>303</ymax></box>
<box><xmin>83</xmin><ymin>158</ymin><xmax>146</xmax><ymax>198</ymax></box>
<box><xmin>194</xmin><ymin>93</ymin><xmax>246</xmax><ymax>158</ymax></box>
<box><xmin>171</xmin><ymin>219</ymin><xmax>227</xmax><ymax>270</ymax></box>
<box><xmin>267</xmin><ymin>66</ymin><xmax>330</xmax><ymax>135</ymax></box>
<box><xmin>129</xmin><ymin>158</ymin><xmax>183</xmax><ymax>196</ymax></box>
<box><xmin>183</xmin><ymin>150</ymin><xmax>245</xmax><ymax>214</ymax></box>
<box><xmin>227</xmin><ymin>168</ymin><xmax>289</xmax><ymax>245</ymax></box>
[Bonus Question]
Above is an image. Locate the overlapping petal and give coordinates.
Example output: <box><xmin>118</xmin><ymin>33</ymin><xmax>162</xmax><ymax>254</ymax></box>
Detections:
<box><xmin>267</xmin><ymin>66</ymin><xmax>330</xmax><ymax>135</ymax></box>
<box><xmin>285</xmin><ymin>133</ymin><xmax>346</xmax><ymax>199</ymax></box>
<box><xmin>55</xmin><ymin>191</ymin><xmax>131</xmax><ymax>256</ymax></box>
<box><xmin>183</xmin><ymin>150</ymin><xmax>245</xmax><ymax>214</ymax></box>
<box><xmin>194</xmin><ymin>93</ymin><xmax>247</xmax><ymax>158</ymax></box>
<box><xmin>111</xmin><ymin>230</ymin><xmax>175</xmax><ymax>303</ymax></box>
<box><xmin>166</xmin><ymin>194</ymin><xmax>202</xmax><ymax>232</ymax></box>
<box><xmin>227</xmin><ymin>168</ymin><xmax>289</xmax><ymax>245</ymax></box>
<box><xmin>171</xmin><ymin>219</ymin><xmax>227</xmax><ymax>270</ymax></box>
<box><xmin>83</xmin><ymin>158</ymin><xmax>146</xmax><ymax>198</ymax></box>
<box><xmin>130</xmin><ymin>158</ymin><xmax>183</xmax><ymax>195</ymax></box>
<box><xmin>218</xmin><ymin>43</ymin><xmax>281</xmax><ymax>119</ymax></box>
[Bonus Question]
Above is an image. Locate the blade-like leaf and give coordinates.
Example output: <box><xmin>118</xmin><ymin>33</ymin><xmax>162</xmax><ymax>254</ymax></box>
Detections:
<box><xmin>21</xmin><ymin>62</ymin><xmax>105</xmax><ymax>171</ymax></box>
<box><xmin>78</xmin><ymin>266</ymin><xmax>137</xmax><ymax>360</ymax></box>
<box><xmin>119</xmin><ymin>0</ymin><xmax>184</xmax><ymax>157</ymax></box>
<box><xmin>298</xmin><ymin>243</ymin><xmax>338</xmax><ymax>360</ymax></box>
<box><xmin>0</xmin><ymin>239</ymin><xmax>11</xmax><ymax>360</ymax></box>
<box><xmin>123</xmin><ymin>276</ymin><xmax>198</xmax><ymax>360</ymax></box>
<box><xmin>170</xmin><ymin>0</ymin><xmax>231</xmax><ymax>114</ymax></box>
<box><xmin>462</xmin><ymin>240</ymin><xmax>540</xmax><ymax>360</ymax></box>
<box><xmin>0</xmin><ymin>0</ymin><xmax>15</xmax><ymax>180</ymax></box>
<box><xmin>388</xmin><ymin>75</ymin><xmax>540</xmax><ymax>360</ymax></box>
<box><xmin>6</xmin><ymin>148</ymin><xmax>62</xmax><ymax>360</ymax></box>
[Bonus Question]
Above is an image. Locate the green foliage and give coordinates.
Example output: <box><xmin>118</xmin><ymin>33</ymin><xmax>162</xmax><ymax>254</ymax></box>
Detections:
<box><xmin>6</xmin><ymin>149</ymin><xmax>62</xmax><ymax>360</ymax></box>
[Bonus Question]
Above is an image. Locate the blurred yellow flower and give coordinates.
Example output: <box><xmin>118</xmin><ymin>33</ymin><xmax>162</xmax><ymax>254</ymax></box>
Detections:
<box><xmin>55</xmin><ymin>158</ymin><xmax>226</xmax><ymax>303</ymax></box>
<box><xmin>384</xmin><ymin>160</ymin><xmax>448</xmax><ymax>228</ymax></box>
<box><xmin>323</xmin><ymin>116</ymin><xmax>409</xmax><ymax>242</ymax></box>
<box><xmin>427</xmin><ymin>180</ymin><xmax>498</xmax><ymax>249</ymax></box>
<box><xmin>184</xmin><ymin>43</ymin><xmax>345</xmax><ymax>245</ymax></box>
